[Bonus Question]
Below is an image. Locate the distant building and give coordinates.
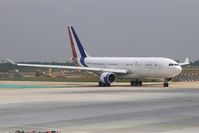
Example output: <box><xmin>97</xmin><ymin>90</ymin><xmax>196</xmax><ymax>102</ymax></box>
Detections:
<box><xmin>174</xmin><ymin>69</ymin><xmax>199</xmax><ymax>81</ymax></box>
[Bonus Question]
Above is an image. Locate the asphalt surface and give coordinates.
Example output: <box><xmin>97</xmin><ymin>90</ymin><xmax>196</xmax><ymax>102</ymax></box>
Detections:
<box><xmin>0</xmin><ymin>81</ymin><xmax>199</xmax><ymax>133</ymax></box>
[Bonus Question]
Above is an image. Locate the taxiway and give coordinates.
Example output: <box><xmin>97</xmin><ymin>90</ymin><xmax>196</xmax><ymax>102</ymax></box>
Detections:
<box><xmin>0</xmin><ymin>81</ymin><xmax>199</xmax><ymax>133</ymax></box>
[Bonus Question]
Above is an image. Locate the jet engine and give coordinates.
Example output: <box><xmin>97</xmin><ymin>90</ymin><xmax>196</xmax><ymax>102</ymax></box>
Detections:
<box><xmin>99</xmin><ymin>72</ymin><xmax>116</xmax><ymax>86</ymax></box>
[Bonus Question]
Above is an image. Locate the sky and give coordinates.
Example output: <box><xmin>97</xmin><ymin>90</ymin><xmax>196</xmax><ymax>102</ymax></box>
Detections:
<box><xmin>0</xmin><ymin>0</ymin><xmax>198</xmax><ymax>62</ymax></box>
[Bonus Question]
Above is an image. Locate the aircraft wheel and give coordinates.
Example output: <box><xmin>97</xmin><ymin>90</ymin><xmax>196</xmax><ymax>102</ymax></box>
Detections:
<box><xmin>163</xmin><ymin>82</ymin><xmax>169</xmax><ymax>87</ymax></box>
<box><xmin>99</xmin><ymin>81</ymin><xmax>110</xmax><ymax>87</ymax></box>
<box><xmin>131</xmin><ymin>81</ymin><xmax>135</xmax><ymax>86</ymax></box>
<box><xmin>135</xmin><ymin>79</ymin><xmax>139</xmax><ymax>86</ymax></box>
<box><xmin>99</xmin><ymin>81</ymin><xmax>103</xmax><ymax>87</ymax></box>
<box><xmin>138</xmin><ymin>80</ymin><xmax>142</xmax><ymax>86</ymax></box>
<box><xmin>106</xmin><ymin>83</ymin><xmax>110</xmax><ymax>87</ymax></box>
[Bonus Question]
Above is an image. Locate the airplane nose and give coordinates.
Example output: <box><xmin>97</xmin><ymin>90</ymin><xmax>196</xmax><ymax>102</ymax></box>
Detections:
<box><xmin>176</xmin><ymin>66</ymin><xmax>182</xmax><ymax>75</ymax></box>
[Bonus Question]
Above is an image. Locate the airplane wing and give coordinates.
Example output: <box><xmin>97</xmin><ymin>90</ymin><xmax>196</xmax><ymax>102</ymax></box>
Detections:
<box><xmin>179</xmin><ymin>57</ymin><xmax>190</xmax><ymax>66</ymax></box>
<box><xmin>7</xmin><ymin>59</ymin><xmax>128</xmax><ymax>74</ymax></box>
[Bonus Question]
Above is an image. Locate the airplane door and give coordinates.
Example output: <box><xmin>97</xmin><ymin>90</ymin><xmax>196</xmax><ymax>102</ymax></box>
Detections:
<box><xmin>134</xmin><ymin>61</ymin><xmax>142</xmax><ymax>72</ymax></box>
<box><xmin>104</xmin><ymin>60</ymin><xmax>108</xmax><ymax>68</ymax></box>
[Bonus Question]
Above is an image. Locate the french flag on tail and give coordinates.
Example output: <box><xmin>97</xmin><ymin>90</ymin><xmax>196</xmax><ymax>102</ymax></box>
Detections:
<box><xmin>68</xmin><ymin>26</ymin><xmax>89</xmax><ymax>67</ymax></box>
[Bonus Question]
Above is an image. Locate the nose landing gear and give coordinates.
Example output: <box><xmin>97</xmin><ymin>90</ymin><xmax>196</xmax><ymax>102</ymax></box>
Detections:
<box><xmin>163</xmin><ymin>80</ymin><xmax>169</xmax><ymax>87</ymax></box>
<box><xmin>163</xmin><ymin>82</ymin><xmax>169</xmax><ymax>87</ymax></box>
<box><xmin>163</xmin><ymin>78</ymin><xmax>172</xmax><ymax>87</ymax></box>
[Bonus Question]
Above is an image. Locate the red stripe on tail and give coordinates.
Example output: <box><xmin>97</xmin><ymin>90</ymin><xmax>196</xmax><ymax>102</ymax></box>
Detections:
<box><xmin>68</xmin><ymin>27</ymin><xmax>77</xmax><ymax>60</ymax></box>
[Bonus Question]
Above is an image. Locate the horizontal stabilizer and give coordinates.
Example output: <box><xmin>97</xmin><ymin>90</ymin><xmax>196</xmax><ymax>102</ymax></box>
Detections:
<box><xmin>7</xmin><ymin>59</ymin><xmax>16</xmax><ymax>65</ymax></box>
<box><xmin>179</xmin><ymin>57</ymin><xmax>190</xmax><ymax>66</ymax></box>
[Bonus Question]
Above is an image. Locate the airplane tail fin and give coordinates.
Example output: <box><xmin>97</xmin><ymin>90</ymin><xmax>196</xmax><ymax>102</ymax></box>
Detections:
<box><xmin>68</xmin><ymin>26</ymin><xmax>90</xmax><ymax>60</ymax></box>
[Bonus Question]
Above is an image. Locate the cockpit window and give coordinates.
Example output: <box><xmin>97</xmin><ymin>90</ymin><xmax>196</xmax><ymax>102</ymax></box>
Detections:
<box><xmin>169</xmin><ymin>63</ymin><xmax>179</xmax><ymax>66</ymax></box>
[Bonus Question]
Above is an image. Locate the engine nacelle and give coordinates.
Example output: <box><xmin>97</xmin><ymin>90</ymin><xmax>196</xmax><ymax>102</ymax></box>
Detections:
<box><xmin>100</xmin><ymin>72</ymin><xmax>116</xmax><ymax>84</ymax></box>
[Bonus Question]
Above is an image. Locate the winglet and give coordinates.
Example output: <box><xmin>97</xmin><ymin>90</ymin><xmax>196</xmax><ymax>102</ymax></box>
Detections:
<box><xmin>7</xmin><ymin>59</ymin><xmax>17</xmax><ymax>65</ymax></box>
<box><xmin>179</xmin><ymin>57</ymin><xmax>190</xmax><ymax>66</ymax></box>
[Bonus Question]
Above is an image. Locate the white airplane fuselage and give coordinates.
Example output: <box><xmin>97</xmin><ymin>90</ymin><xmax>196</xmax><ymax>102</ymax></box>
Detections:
<box><xmin>78</xmin><ymin>57</ymin><xmax>182</xmax><ymax>79</ymax></box>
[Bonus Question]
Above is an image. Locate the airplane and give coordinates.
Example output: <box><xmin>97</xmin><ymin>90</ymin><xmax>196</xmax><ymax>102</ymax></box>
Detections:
<box><xmin>8</xmin><ymin>26</ymin><xmax>190</xmax><ymax>87</ymax></box>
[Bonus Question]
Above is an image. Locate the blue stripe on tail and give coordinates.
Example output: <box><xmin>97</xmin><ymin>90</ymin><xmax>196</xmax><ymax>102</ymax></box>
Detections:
<box><xmin>80</xmin><ymin>58</ymin><xmax>88</xmax><ymax>67</ymax></box>
<box><xmin>71</xmin><ymin>27</ymin><xmax>88</xmax><ymax>67</ymax></box>
<box><xmin>71</xmin><ymin>27</ymin><xmax>87</xmax><ymax>58</ymax></box>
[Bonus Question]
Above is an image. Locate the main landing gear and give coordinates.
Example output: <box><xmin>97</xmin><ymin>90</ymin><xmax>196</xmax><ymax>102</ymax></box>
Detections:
<box><xmin>98</xmin><ymin>81</ymin><xmax>110</xmax><ymax>87</ymax></box>
<box><xmin>130</xmin><ymin>80</ymin><xmax>142</xmax><ymax>86</ymax></box>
